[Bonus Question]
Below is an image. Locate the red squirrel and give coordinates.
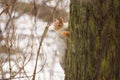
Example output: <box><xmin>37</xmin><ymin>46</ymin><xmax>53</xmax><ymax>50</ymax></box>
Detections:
<box><xmin>54</xmin><ymin>17</ymin><xmax>70</xmax><ymax>70</ymax></box>
<box><xmin>54</xmin><ymin>17</ymin><xmax>70</xmax><ymax>38</ymax></box>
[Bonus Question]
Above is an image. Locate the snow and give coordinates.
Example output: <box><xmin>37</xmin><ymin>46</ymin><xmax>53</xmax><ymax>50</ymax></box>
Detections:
<box><xmin>0</xmin><ymin>13</ymin><xmax>66</xmax><ymax>80</ymax></box>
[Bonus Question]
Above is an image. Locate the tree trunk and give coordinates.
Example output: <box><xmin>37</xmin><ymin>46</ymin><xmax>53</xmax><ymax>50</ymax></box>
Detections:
<box><xmin>65</xmin><ymin>0</ymin><xmax>120</xmax><ymax>80</ymax></box>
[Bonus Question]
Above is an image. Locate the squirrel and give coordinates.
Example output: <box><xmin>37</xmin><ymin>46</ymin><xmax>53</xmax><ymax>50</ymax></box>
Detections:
<box><xmin>54</xmin><ymin>17</ymin><xmax>70</xmax><ymax>38</ymax></box>
<box><xmin>54</xmin><ymin>17</ymin><xmax>70</xmax><ymax>70</ymax></box>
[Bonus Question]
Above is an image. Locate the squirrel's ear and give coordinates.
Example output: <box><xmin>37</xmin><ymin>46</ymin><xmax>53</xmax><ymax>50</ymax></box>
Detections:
<box><xmin>59</xmin><ymin>17</ymin><xmax>63</xmax><ymax>21</ymax></box>
<box><xmin>54</xmin><ymin>18</ymin><xmax>59</xmax><ymax>22</ymax></box>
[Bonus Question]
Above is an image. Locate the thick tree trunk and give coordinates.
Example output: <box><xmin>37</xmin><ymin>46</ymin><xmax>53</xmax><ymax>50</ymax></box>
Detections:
<box><xmin>65</xmin><ymin>0</ymin><xmax>120</xmax><ymax>80</ymax></box>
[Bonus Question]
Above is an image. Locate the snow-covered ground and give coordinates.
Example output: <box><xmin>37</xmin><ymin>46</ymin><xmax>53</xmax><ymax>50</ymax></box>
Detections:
<box><xmin>0</xmin><ymin>13</ymin><xmax>66</xmax><ymax>80</ymax></box>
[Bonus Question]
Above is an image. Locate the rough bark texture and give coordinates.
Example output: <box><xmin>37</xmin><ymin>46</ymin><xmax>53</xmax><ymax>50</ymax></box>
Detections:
<box><xmin>65</xmin><ymin>0</ymin><xmax>120</xmax><ymax>80</ymax></box>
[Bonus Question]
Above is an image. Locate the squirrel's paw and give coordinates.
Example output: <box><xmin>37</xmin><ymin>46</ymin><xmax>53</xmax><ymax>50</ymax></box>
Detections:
<box><xmin>61</xmin><ymin>31</ymin><xmax>70</xmax><ymax>37</ymax></box>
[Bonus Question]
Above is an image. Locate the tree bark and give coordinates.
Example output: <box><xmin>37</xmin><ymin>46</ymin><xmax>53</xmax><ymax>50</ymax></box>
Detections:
<box><xmin>65</xmin><ymin>0</ymin><xmax>120</xmax><ymax>80</ymax></box>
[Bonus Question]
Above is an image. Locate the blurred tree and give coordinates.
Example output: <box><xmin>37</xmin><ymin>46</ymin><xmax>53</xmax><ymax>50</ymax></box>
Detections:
<box><xmin>0</xmin><ymin>0</ymin><xmax>68</xmax><ymax>22</ymax></box>
<box><xmin>0</xmin><ymin>28</ymin><xmax>3</xmax><ymax>41</ymax></box>
<box><xmin>65</xmin><ymin>0</ymin><xmax>120</xmax><ymax>80</ymax></box>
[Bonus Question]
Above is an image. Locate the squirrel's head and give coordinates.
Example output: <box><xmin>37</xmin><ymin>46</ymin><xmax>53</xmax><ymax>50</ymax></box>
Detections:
<box><xmin>54</xmin><ymin>17</ymin><xmax>63</xmax><ymax>30</ymax></box>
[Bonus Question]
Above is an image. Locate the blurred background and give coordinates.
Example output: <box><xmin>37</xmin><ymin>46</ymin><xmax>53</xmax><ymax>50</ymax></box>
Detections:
<box><xmin>0</xmin><ymin>0</ymin><xmax>69</xmax><ymax>80</ymax></box>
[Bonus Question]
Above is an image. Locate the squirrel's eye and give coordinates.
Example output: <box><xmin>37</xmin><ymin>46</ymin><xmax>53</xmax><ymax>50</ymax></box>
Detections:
<box><xmin>58</xmin><ymin>24</ymin><xmax>61</xmax><ymax>27</ymax></box>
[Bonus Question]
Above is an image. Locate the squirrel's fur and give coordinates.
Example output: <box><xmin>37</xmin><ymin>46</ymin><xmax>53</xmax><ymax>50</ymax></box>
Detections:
<box><xmin>54</xmin><ymin>17</ymin><xmax>70</xmax><ymax>70</ymax></box>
